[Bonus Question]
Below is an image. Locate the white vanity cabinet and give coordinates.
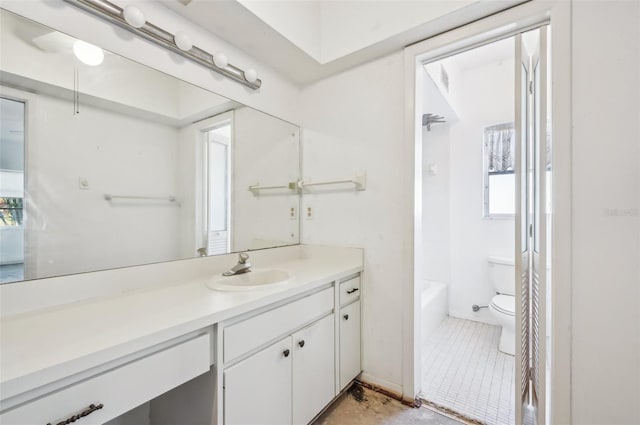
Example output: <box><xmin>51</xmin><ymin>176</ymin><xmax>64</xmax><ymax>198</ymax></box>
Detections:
<box><xmin>220</xmin><ymin>278</ymin><xmax>362</xmax><ymax>425</ymax></box>
<box><xmin>339</xmin><ymin>275</ymin><xmax>362</xmax><ymax>390</ymax></box>
<box><xmin>224</xmin><ymin>314</ymin><xmax>335</xmax><ymax>425</ymax></box>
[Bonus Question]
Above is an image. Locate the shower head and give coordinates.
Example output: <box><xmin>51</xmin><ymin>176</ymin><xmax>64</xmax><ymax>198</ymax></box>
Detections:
<box><xmin>422</xmin><ymin>113</ymin><xmax>446</xmax><ymax>131</ymax></box>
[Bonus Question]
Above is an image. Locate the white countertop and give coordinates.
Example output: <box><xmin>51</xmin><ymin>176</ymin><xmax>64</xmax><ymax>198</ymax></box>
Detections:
<box><xmin>0</xmin><ymin>245</ymin><xmax>363</xmax><ymax>403</ymax></box>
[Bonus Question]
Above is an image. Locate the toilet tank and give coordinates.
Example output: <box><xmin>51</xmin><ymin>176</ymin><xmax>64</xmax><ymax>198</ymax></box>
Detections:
<box><xmin>488</xmin><ymin>256</ymin><xmax>515</xmax><ymax>296</ymax></box>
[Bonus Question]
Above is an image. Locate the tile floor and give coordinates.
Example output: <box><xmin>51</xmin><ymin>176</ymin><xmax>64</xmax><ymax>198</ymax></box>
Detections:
<box><xmin>313</xmin><ymin>384</ymin><xmax>465</xmax><ymax>425</ymax></box>
<box><xmin>421</xmin><ymin>316</ymin><xmax>515</xmax><ymax>425</ymax></box>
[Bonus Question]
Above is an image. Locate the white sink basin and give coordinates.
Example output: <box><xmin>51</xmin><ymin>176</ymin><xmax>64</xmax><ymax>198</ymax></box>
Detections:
<box><xmin>207</xmin><ymin>268</ymin><xmax>291</xmax><ymax>291</ymax></box>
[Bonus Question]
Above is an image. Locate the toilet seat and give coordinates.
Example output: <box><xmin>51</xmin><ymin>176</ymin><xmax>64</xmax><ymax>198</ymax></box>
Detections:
<box><xmin>490</xmin><ymin>294</ymin><xmax>515</xmax><ymax>316</ymax></box>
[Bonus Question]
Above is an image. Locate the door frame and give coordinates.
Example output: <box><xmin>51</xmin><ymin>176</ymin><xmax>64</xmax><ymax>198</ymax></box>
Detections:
<box><xmin>190</xmin><ymin>111</ymin><xmax>234</xmax><ymax>256</ymax></box>
<box><xmin>401</xmin><ymin>2</ymin><xmax>572</xmax><ymax>424</ymax></box>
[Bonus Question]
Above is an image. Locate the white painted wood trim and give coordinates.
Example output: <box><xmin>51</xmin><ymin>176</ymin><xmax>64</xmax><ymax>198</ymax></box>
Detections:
<box><xmin>547</xmin><ymin>3</ymin><xmax>572</xmax><ymax>423</ymax></box>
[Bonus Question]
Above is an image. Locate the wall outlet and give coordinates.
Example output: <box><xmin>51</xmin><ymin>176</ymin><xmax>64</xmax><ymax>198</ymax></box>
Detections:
<box><xmin>289</xmin><ymin>207</ymin><xmax>297</xmax><ymax>220</ymax></box>
<box><xmin>305</xmin><ymin>206</ymin><xmax>313</xmax><ymax>220</ymax></box>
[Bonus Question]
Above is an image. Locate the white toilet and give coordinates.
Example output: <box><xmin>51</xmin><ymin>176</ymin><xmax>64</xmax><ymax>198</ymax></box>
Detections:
<box><xmin>488</xmin><ymin>256</ymin><xmax>515</xmax><ymax>356</ymax></box>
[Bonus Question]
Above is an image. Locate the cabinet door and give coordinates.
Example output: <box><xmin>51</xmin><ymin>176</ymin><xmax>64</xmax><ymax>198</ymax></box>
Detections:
<box><xmin>339</xmin><ymin>301</ymin><xmax>361</xmax><ymax>390</ymax></box>
<box><xmin>224</xmin><ymin>336</ymin><xmax>292</xmax><ymax>425</ymax></box>
<box><xmin>292</xmin><ymin>314</ymin><xmax>335</xmax><ymax>425</ymax></box>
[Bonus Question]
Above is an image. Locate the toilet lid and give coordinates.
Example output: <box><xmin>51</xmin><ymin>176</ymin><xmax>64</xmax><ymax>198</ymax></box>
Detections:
<box><xmin>491</xmin><ymin>295</ymin><xmax>515</xmax><ymax>316</ymax></box>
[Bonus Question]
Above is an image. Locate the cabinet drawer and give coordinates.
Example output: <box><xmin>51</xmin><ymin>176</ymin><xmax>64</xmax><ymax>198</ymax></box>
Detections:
<box><xmin>339</xmin><ymin>276</ymin><xmax>361</xmax><ymax>307</ymax></box>
<box><xmin>224</xmin><ymin>287</ymin><xmax>333</xmax><ymax>363</ymax></box>
<box><xmin>1</xmin><ymin>334</ymin><xmax>210</xmax><ymax>425</ymax></box>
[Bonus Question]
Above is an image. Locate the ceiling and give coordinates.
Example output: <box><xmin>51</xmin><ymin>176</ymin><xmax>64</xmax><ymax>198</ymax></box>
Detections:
<box><xmin>453</xmin><ymin>35</ymin><xmax>514</xmax><ymax>71</ymax></box>
<box><xmin>160</xmin><ymin>0</ymin><xmax>527</xmax><ymax>86</ymax></box>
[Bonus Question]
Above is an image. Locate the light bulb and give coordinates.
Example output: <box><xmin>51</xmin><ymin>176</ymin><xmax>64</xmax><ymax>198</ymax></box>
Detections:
<box><xmin>123</xmin><ymin>6</ymin><xmax>145</xmax><ymax>28</ymax></box>
<box><xmin>213</xmin><ymin>52</ymin><xmax>228</xmax><ymax>68</ymax></box>
<box><xmin>174</xmin><ymin>31</ymin><xmax>192</xmax><ymax>51</ymax></box>
<box><xmin>73</xmin><ymin>40</ymin><xmax>104</xmax><ymax>66</ymax></box>
<box><xmin>244</xmin><ymin>68</ymin><xmax>258</xmax><ymax>84</ymax></box>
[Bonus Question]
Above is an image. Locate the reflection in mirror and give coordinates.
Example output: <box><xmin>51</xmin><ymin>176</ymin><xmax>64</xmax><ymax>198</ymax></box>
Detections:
<box><xmin>0</xmin><ymin>10</ymin><xmax>301</xmax><ymax>284</ymax></box>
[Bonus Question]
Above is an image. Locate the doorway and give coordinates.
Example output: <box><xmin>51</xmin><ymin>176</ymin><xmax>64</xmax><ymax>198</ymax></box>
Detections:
<box><xmin>416</xmin><ymin>26</ymin><xmax>551</xmax><ymax>425</ymax></box>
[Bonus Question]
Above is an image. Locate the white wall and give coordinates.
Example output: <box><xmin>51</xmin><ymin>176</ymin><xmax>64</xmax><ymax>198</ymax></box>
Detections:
<box><xmin>3</xmin><ymin>86</ymin><xmax>182</xmax><ymax>280</ymax></box>
<box><xmin>0</xmin><ymin>0</ymin><xmax>301</xmax><ymax>125</ymax></box>
<box><xmin>424</xmin><ymin>58</ymin><xmax>463</xmax><ymax>119</ymax></box>
<box><xmin>301</xmin><ymin>52</ymin><xmax>405</xmax><ymax>392</ymax></box>
<box><xmin>422</xmin><ymin>122</ymin><xmax>451</xmax><ymax>285</ymax></box>
<box><xmin>447</xmin><ymin>58</ymin><xmax>515</xmax><ymax>323</ymax></box>
<box><xmin>233</xmin><ymin>107</ymin><xmax>300</xmax><ymax>251</ymax></box>
<box><xmin>421</xmin><ymin>71</ymin><xmax>453</xmax><ymax>285</ymax></box>
<box><xmin>570</xmin><ymin>1</ymin><xmax>640</xmax><ymax>423</ymax></box>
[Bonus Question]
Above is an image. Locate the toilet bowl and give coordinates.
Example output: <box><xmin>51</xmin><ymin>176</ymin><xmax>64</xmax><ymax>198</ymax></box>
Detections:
<box><xmin>488</xmin><ymin>257</ymin><xmax>515</xmax><ymax>356</ymax></box>
<box><xmin>489</xmin><ymin>294</ymin><xmax>515</xmax><ymax>355</ymax></box>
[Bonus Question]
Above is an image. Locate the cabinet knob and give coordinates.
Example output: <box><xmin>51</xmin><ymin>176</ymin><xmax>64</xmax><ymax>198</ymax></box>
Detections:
<box><xmin>283</xmin><ymin>349</ymin><xmax>290</xmax><ymax>357</ymax></box>
<box><xmin>343</xmin><ymin>314</ymin><xmax>349</xmax><ymax>320</ymax></box>
<box><xmin>298</xmin><ymin>340</ymin><xmax>305</xmax><ymax>348</ymax></box>
<box><xmin>346</xmin><ymin>288</ymin><xmax>359</xmax><ymax>294</ymax></box>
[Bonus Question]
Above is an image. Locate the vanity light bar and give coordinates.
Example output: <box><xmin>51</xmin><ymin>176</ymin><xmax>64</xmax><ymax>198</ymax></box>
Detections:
<box><xmin>62</xmin><ymin>0</ymin><xmax>262</xmax><ymax>90</ymax></box>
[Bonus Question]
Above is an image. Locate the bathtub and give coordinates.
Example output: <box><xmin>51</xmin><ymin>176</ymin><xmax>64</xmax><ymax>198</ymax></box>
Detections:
<box><xmin>421</xmin><ymin>280</ymin><xmax>448</xmax><ymax>343</ymax></box>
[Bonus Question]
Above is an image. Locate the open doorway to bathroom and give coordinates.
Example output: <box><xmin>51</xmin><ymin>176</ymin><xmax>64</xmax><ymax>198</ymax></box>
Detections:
<box><xmin>417</xmin><ymin>27</ymin><xmax>551</xmax><ymax>425</ymax></box>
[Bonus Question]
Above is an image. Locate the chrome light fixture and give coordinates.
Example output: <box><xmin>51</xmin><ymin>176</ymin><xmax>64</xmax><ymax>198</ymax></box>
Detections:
<box><xmin>63</xmin><ymin>0</ymin><xmax>262</xmax><ymax>90</ymax></box>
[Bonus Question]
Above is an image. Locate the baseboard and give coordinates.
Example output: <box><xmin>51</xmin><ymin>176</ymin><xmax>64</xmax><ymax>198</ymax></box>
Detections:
<box><xmin>358</xmin><ymin>373</ymin><xmax>404</xmax><ymax>400</ymax></box>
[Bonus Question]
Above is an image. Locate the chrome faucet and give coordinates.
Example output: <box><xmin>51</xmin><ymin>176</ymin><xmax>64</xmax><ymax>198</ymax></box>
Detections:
<box><xmin>223</xmin><ymin>252</ymin><xmax>251</xmax><ymax>276</ymax></box>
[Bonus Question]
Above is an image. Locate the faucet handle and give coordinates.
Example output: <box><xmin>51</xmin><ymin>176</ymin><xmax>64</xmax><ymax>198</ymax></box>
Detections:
<box><xmin>238</xmin><ymin>252</ymin><xmax>250</xmax><ymax>264</ymax></box>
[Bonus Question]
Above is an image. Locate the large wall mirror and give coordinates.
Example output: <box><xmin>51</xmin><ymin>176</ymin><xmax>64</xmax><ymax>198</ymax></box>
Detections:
<box><xmin>0</xmin><ymin>10</ymin><xmax>301</xmax><ymax>284</ymax></box>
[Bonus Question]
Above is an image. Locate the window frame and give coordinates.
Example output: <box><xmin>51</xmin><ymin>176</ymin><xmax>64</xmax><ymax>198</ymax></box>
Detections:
<box><xmin>482</xmin><ymin>122</ymin><xmax>516</xmax><ymax>219</ymax></box>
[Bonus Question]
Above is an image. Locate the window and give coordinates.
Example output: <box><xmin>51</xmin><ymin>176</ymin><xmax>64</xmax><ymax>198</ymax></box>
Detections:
<box><xmin>483</xmin><ymin>123</ymin><xmax>516</xmax><ymax>217</ymax></box>
<box><xmin>0</xmin><ymin>197</ymin><xmax>23</xmax><ymax>226</ymax></box>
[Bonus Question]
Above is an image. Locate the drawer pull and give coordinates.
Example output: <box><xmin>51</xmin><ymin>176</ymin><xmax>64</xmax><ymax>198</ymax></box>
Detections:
<box><xmin>346</xmin><ymin>288</ymin><xmax>359</xmax><ymax>294</ymax></box>
<box><xmin>47</xmin><ymin>403</ymin><xmax>104</xmax><ymax>425</ymax></box>
<box><xmin>283</xmin><ymin>349</ymin><xmax>290</xmax><ymax>357</ymax></box>
<box><xmin>298</xmin><ymin>340</ymin><xmax>305</xmax><ymax>348</ymax></box>
<box><xmin>343</xmin><ymin>314</ymin><xmax>349</xmax><ymax>320</ymax></box>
